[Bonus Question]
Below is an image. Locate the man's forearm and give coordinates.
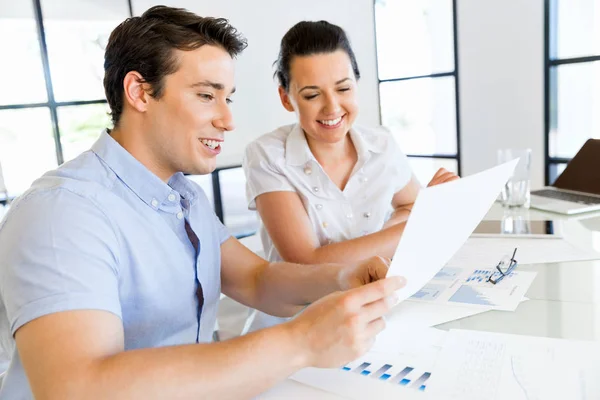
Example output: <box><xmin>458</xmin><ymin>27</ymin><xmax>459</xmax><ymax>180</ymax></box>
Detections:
<box><xmin>253</xmin><ymin>260</ymin><xmax>344</xmax><ymax>317</ymax></box>
<box><xmin>40</xmin><ymin>324</ymin><xmax>305</xmax><ymax>400</ymax></box>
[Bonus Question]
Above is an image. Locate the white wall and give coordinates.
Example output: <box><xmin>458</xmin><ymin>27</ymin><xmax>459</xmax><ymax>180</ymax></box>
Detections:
<box><xmin>131</xmin><ymin>0</ymin><xmax>547</xmax><ymax>188</ymax></box>
<box><xmin>457</xmin><ymin>0</ymin><xmax>545</xmax><ymax>189</ymax></box>
<box><xmin>132</xmin><ymin>0</ymin><xmax>380</xmax><ymax>168</ymax></box>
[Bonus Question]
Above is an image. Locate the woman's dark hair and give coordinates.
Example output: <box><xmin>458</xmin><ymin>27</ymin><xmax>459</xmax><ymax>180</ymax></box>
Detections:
<box><xmin>103</xmin><ymin>5</ymin><xmax>247</xmax><ymax>126</ymax></box>
<box><xmin>275</xmin><ymin>20</ymin><xmax>360</xmax><ymax>92</ymax></box>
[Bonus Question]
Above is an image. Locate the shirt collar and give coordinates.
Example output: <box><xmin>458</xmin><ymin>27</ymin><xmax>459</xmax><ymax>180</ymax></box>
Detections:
<box><xmin>284</xmin><ymin>124</ymin><xmax>386</xmax><ymax>167</ymax></box>
<box><xmin>91</xmin><ymin>130</ymin><xmax>199</xmax><ymax>209</ymax></box>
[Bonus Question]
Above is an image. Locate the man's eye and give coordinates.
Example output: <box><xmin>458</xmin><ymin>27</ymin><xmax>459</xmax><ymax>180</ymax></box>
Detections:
<box><xmin>198</xmin><ymin>93</ymin><xmax>214</xmax><ymax>101</ymax></box>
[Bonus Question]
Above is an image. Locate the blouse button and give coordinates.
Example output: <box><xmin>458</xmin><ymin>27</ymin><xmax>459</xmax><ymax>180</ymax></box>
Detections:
<box><xmin>363</xmin><ymin>212</ymin><xmax>371</xmax><ymax>219</ymax></box>
<box><xmin>316</xmin><ymin>204</ymin><xmax>323</xmax><ymax>210</ymax></box>
<box><xmin>313</xmin><ymin>186</ymin><xmax>320</xmax><ymax>193</ymax></box>
<box><xmin>322</xmin><ymin>222</ymin><xmax>328</xmax><ymax>228</ymax></box>
<box><xmin>304</xmin><ymin>165</ymin><xmax>313</xmax><ymax>175</ymax></box>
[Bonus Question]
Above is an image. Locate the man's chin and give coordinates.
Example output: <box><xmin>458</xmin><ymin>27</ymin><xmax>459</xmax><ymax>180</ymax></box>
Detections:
<box><xmin>186</xmin><ymin>162</ymin><xmax>216</xmax><ymax>176</ymax></box>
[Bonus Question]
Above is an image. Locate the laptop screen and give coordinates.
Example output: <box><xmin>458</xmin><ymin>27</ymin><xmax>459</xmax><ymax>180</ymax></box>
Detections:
<box><xmin>553</xmin><ymin>139</ymin><xmax>600</xmax><ymax>195</ymax></box>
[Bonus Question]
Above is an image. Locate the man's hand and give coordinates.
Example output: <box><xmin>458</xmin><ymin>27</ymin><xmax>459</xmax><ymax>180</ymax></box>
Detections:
<box><xmin>337</xmin><ymin>255</ymin><xmax>391</xmax><ymax>290</ymax></box>
<box><xmin>427</xmin><ymin>168</ymin><xmax>459</xmax><ymax>187</ymax></box>
<box><xmin>286</xmin><ymin>276</ymin><xmax>407</xmax><ymax>369</ymax></box>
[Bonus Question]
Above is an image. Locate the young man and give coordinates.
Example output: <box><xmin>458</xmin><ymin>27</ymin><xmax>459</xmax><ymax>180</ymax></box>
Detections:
<box><xmin>0</xmin><ymin>6</ymin><xmax>406</xmax><ymax>399</ymax></box>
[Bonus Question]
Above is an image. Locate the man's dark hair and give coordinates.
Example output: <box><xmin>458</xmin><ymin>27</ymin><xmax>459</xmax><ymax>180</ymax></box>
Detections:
<box><xmin>103</xmin><ymin>5</ymin><xmax>247</xmax><ymax>126</ymax></box>
<box><xmin>275</xmin><ymin>20</ymin><xmax>360</xmax><ymax>92</ymax></box>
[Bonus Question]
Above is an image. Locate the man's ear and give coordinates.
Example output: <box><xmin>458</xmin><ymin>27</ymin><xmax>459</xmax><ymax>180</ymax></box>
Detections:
<box><xmin>122</xmin><ymin>71</ymin><xmax>152</xmax><ymax>114</ymax></box>
<box><xmin>278</xmin><ymin>86</ymin><xmax>295</xmax><ymax>112</ymax></box>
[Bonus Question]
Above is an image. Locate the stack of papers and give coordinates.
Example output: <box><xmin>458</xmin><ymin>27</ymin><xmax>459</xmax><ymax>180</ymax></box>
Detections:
<box><xmin>292</xmin><ymin>328</ymin><xmax>600</xmax><ymax>400</ymax></box>
<box><xmin>388</xmin><ymin>160</ymin><xmax>518</xmax><ymax>303</ymax></box>
<box><xmin>426</xmin><ymin>329</ymin><xmax>600</xmax><ymax>399</ymax></box>
<box><xmin>407</xmin><ymin>266</ymin><xmax>536</xmax><ymax>311</ymax></box>
<box><xmin>291</xmin><ymin>328</ymin><xmax>445</xmax><ymax>400</ymax></box>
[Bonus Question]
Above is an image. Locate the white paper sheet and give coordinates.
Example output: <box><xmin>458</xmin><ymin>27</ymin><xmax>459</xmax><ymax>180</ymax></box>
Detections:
<box><xmin>290</xmin><ymin>328</ymin><xmax>446</xmax><ymax>400</ymax></box>
<box><xmin>407</xmin><ymin>267</ymin><xmax>537</xmax><ymax>311</ymax></box>
<box><xmin>447</xmin><ymin>237</ymin><xmax>600</xmax><ymax>268</ymax></box>
<box><xmin>425</xmin><ymin>329</ymin><xmax>600</xmax><ymax>400</ymax></box>
<box><xmin>389</xmin><ymin>160</ymin><xmax>518</xmax><ymax>302</ymax></box>
<box><xmin>385</xmin><ymin>301</ymin><xmax>492</xmax><ymax>328</ymax></box>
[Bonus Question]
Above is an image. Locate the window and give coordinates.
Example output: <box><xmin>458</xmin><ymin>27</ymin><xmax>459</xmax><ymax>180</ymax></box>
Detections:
<box><xmin>374</xmin><ymin>0</ymin><xmax>461</xmax><ymax>184</ymax></box>
<box><xmin>0</xmin><ymin>1</ymin><xmax>254</xmax><ymax>237</ymax></box>
<box><xmin>545</xmin><ymin>0</ymin><xmax>600</xmax><ymax>184</ymax></box>
<box><xmin>0</xmin><ymin>0</ymin><xmax>131</xmax><ymax>197</ymax></box>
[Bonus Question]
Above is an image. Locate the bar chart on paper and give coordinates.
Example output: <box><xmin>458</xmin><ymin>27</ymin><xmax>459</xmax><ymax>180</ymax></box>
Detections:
<box><xmin>407</xmin><ymin>266</ymin><xmax>537</xmax><ymax>311</ymax></box>
<box><xmin>340</xmin><ymin>353</ymin><xmax>434</xmax><ymax>392</ymax></box>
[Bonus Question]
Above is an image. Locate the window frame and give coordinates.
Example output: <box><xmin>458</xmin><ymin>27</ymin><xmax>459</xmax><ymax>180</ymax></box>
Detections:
<box><xmin>373</xmin><ymin>0</ymin><xmax>462</xmax><ymax>176</ymax></box>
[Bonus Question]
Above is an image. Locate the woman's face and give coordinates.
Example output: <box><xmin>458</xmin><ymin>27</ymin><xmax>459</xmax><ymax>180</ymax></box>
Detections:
<box><xmin>279</xmin><ymin>50</ymin><xmax>359</xmax><ymax>145</ymax></box>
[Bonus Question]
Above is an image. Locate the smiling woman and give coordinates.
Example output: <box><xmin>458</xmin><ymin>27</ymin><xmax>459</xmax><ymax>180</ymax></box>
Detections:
<box><xmin>242</xmin><ymin>20</ymin><xmax>459</xmax><ymax>332</ymax></box>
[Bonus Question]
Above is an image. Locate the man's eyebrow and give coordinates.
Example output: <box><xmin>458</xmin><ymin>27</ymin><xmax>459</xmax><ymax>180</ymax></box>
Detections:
<box><xmin>190</xmin><ymin>80</ymin><xmax>236</xmax><ymax>94</ymax></box>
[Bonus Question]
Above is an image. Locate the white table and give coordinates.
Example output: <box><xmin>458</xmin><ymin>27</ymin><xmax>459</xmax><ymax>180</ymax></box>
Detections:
<box><xmin>259</xmin><ymin>203</ymin><xmax>600</xmax><ymax>398</ymax></box>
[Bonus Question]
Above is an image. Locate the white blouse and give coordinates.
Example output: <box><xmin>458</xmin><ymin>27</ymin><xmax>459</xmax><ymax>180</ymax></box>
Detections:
<box><xmin>243</xmin><ymin>123</ymin><xmax>413</xmax><ymax>262</ymax></box>
<box><xmin>242</xmin><ymin>123</ymin><xmax>413</xmax><ymax>331</ymax></box>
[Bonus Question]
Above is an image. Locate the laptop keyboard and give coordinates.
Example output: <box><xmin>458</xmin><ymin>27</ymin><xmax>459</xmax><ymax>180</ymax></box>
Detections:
<box><xmin>531</xmin><ymin>189</ymin><xmax>600</xmax><ymax>205</ymax></box>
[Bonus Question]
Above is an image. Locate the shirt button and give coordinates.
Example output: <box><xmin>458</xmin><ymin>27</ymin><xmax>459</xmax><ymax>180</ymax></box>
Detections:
<box><xmin>313</xmin><ymin>187</ymin><xmax>320</xmax><ymax>193</ymax></box>
<box><xmin>168</xmin><ymin>193</ymin><xmax>176</xmax><ymax>202</ymax></box>
<box><xmin>176</xmin><ymin>211</ymin><xmax>184</xmax><ymax>220</ymax></box>
<box><xmin>363</xmin><ymin>212</ymin><xmax>371</xmax><ymax>218</ymax></box>
<box><xmin>151</xmin><ymin>199</ymin><xmax>159</xmax><ymax>208</ymax></box>
<box><xmin>322</xmin><ymin>222</ymin><xmax>328</xmax><ymax>228</ymax></box>
<box><xmin>346</xmin><ymin>214</ymin><xmax>353</xmax><ymax>219</ymax></box>
<box><xmin>360</xmin><ymin>177</ymin><xmax>368</xmax><ymax>183</ymax></box>
<box><xmin>304</xmin><ymin>165</ymin><xmax>313</xmax><ymax>175</ymax></box>
<box><xmin>316</xmin><ymin>204</ymin><xmax>323</xmax><ymax>210</ymax></box>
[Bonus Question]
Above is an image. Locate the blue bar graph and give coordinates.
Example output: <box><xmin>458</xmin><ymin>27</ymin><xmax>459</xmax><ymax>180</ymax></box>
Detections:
<box><xmin>353</xmin><ymin>362</ymin><xmax>371</xmax><ymax>374</ymax></box>
<box><xmin>340</xmin><ymin>361</ymin><xmax>432</xmax><ymax>392</ymax></box>
<box><xmin>392</xmin><ymin>366</ymin><xmax>414</xmax><ymax>384</ymax></box>
<box><xmin>372</xmin><ymin>364</ymin><xmax>392</xmax><ymax>380</ymax></box>
<box><xmin>411</xmin><ymin>372</ymin><xmax>431</xmax><ymax>391</ymax></box>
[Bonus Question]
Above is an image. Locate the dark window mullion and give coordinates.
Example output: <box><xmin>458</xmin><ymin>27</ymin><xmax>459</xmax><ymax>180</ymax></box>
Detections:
<box><xmin>379</xmin><ymin>71</ymin><xmax>456</xmax><ymax>84</ymax></box>
<box><xmin>549</xmin><ymin>55</ymin><xmax>600</xmax><ymax>66</ymax></box>
<box><xmin>406</xmin><ymin>154</ymin><xmax>458</xmax><ymax>160</ymax></box>
<box><xmin>32</xmin><ymin>0</ymin><xmax>64</xmax><ymax>165</ymax></box>
<box><xmin>451</xmin><ymin>0</ymin><xmax>461</xmax><ymax>176</ymax></box>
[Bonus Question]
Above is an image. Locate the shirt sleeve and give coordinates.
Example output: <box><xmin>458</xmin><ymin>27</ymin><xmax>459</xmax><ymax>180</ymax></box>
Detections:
<box><xmin>214</xmin><ymin>214</ymin><xmax>231</xmax><ymax>244</ymax></box>
<box><xmin>0</xmin><ymin>188</ymin><xmax>122</xmax><ymax>335</ymax></box>
<box><xmin>243</xmin><ymin>140</ymin><xmax>296</xmax><ymax>211</ymax></box>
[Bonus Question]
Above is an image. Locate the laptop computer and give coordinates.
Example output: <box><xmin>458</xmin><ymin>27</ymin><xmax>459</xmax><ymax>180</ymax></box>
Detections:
<box><xmin>530</xmin><ymin>139</ymin><xmax>600</xmax><ymax>215</ymax></box>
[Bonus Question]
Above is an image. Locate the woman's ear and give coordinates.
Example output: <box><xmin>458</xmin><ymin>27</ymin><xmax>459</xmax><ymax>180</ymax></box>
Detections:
<box><xmin>278</xmin><ymin>86</ymin><xmax>295</xmax><ymax>112</ymax></box>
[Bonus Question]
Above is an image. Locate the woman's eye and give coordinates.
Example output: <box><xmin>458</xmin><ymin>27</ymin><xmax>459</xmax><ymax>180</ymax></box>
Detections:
<box><xmin>304</xmin><ymin>94</ymin><xmax>318</xmax><ymax>100</ymax></box>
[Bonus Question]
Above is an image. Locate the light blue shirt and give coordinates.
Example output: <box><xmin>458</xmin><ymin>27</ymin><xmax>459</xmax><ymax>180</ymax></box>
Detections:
<box><xmin>0</xmin><ymin>130</ymin><xmax>230</xmax><ymax>398</ymax></box>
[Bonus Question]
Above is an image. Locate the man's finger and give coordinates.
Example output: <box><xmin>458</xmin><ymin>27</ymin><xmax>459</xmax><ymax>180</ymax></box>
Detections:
<box><xmin>364</xmin><ymin>316</ymin><xmax>387</xmax><ymax>338</ymax></box>
<box><xmin>346</xmin><ymin>276</ymin><xmax>406</xmax><ymax>308</ymax></box>
<box><xmin>361</xmin><ymin>295</ymin><xmax>396</xmax><ymax>324</ymax></box>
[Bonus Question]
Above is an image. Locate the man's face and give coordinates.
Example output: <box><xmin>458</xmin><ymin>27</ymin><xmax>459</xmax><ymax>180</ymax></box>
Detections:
<box><xmin>145</xmin><ymin>45</ymin><xmax>236</xmax><ymax>177</ymax></box>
